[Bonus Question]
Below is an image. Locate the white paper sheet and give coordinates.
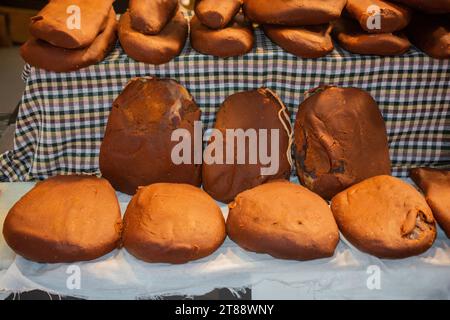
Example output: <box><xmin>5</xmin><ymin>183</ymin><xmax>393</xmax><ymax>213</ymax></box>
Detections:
<box><xmin>0</xmin><ymin>182</ymin><xmax>449</xmax><ymax>300</ymax></box>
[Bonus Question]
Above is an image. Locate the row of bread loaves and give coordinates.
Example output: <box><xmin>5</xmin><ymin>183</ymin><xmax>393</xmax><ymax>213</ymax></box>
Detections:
<box><xmin>3</xmin><ymin>170</ymin><xmax>448</xmax><ymax>264</ymax></box>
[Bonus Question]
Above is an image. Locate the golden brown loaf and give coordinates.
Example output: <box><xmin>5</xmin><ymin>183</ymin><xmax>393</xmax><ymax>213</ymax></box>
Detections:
<box><xmin>190</xmin><ymin>13</ymin><xmax>254</xmax><ymax>58</ymax></box>
<box><xmin>331</xmin><ymin>175</ymin><xmax>436</xmax><ymax>259</ymax></box>
<box><xmin>332</xmin><ymin>18</ymin><xmax>411</xmax><ymax>56</ymax></box>
<box><xmin>227</xmin><ymin>181</ymin><xmax>340</xmax><ymax>260</ymax></box>
<box><xmin>29</xmin><ymin>0</ymin><xmax>114</xmax><ymax>49</ymax></box>
<box><xmin>346</xmin><ymin>0</ymin><xmax>412</xmax><ymax>34</ymax></box>
<box><xmin>263</xmin><ymin>24</ymin><xmax>334</xmax><ymax>58</ymax></box>
<box><xmin>410</xmin><ymin>168</ymin><xmax>450</xmax><ymax>238</ymax></box>
<box><xmin>122</xmin><ymin>183</ymin><xmax>226</xmax><ymax>264</ymax></box>
<box><xmin>3</xmin><ymin>175</ymin><xmax>122</xmax><ymax>263</ymax></box>
<box><xmin>119</xmin><ymin>9</ymin><xmax>188</xmax><ymax>65</ymax></box>
<box><xmin>195</xmin><ymin>0</ymin><xmax>242</xmax><ymax>29</ymax></box>
<box><xmin>21</xmin><ymin>9</ymin><xmax>117</xmax><ymax>72</ymax></box>
<box><xmin>129</xmin><ymin>0</ymin><xmax>179</xmax><ymax>35</ymax></box>
<box><xmin>243</xmin><ymin>0</ymin><xmax>347</xmax><ymax>26</ymax></box>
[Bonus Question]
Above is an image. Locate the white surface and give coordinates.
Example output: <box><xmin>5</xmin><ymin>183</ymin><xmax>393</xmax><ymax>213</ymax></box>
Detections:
<box><xmin>0</xmin><ymin>182</ymin><xmax>449</xmax><ymax>300</ymax></box>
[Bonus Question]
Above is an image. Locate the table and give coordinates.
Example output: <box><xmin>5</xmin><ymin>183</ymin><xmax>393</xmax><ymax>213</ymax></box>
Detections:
<box><xmin>0</xmin><ymin>27</ymin><xmax>449</xmax><ymax>181</ymax></box>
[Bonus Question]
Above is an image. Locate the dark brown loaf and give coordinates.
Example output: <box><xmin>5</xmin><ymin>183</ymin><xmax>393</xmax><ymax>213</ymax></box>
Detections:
<box><xmin>331</xmin><ymin>175</ymin><xmax>436</xmax><ymax>259</ymax></box>
<box><xmin>391</xmin><ymin>0</ymin><xmax>450</xmax><ymax>14</ymax></box>
<box><xmin>122</xmin><ymin>183</ymin><xmax>226</xmax><ymax>264</ymax></box>
<box><xmin>2</xmin><ymin>175</ymin><xmax>122</xmax><ymax>263</ymax></box>
<box><xmin>190</xmin><ymin>13</ymin><xmax>254</xmax><ymax>58</ymax></box>
<box><xmin>346</xmin><ymin>0</ymin><xmax>412</xmax><ymax>34</ymax></box>
<box><xmin>332</xmin><ymin>18</ymin><xmax>411</xmax><ymax>56</ymax></box>
<box><xmin>243</xmin><ymin>0</ymin><xmax>347</xmax><ymax>26</ymax></box>
<box><xmin>294</xmin><ymin>86</ymin><xmax>391</xmax><ymax>200</ymax></box>
<box><xmin>119</xmin><ymin>9</ymin><xmax>188</xmax><ymax>65</ymax></box>
<box><xmin>202</xmin><ymin>88</ymin><xmax>292</xmax><ymax>204</ymax></box>
<box><xmin>195</xmin><ymin>0</ymin><xmax>242</xmax><ymax>29</ymax></box>
<box><xmin>29</xmin><ymin>0</ymin><xmax>114</xmax><ymax>49</ymax></box>
<box><xmin>410</xmin><ymin>168</ymin><xmax>450</xmax><ymax>238</ymax></box>
<box><xmin>100</xmin><ymin>78</ymin><xmax>201</xmax><ymax>194</ymax></box>
<box><xmin>227</xmin><ymin>181</ymin><xmax>340</xmax><ymax>260</ymax></box>
<box><xmin>129</xmin><ymin>0</ymin><xmax>179</xmax><ymax>35</ymax></box>
<box><xmin>21</xmin><ymin>9</ymin><xmax>117</xmax><ymax>73</ymax></box>
<box><xmin>99</xmin><ymin>77</ymin><xmax>202</xmax><ymax>195</ymax></box>
<box><xmin>263</xmin><ymin>24</ymin><xmax>333</xmax><ymax>58</ymax></box>
<box><xmin>406</xmin><ymin>14</ymin><xmax>450</xmax><ymax>60</ymax></box>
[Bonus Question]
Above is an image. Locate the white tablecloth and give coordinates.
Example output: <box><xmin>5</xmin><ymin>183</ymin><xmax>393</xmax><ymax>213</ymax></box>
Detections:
<box><xmin>0</xmin><ymin>182</ymin><xmax>449</xmax><ymax>300</ymax></box>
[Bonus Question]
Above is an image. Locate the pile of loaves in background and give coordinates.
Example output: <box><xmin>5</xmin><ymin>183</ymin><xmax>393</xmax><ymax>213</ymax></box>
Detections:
<box><xmin>19</xmin><ymin>0</ymin><xmax>449</xmax><ymax>72</ymax></box>
<box><xmin>20</xmin><ymin>0</ymin><xmax>117</xmax><ymax>72</ymax></box>
<box><xmin>3</xmin><ymin>77</ymin><xmax>449</xmax><ymax>265</ymax></box>
<box><xmin>118</xmin><ymin>0</ymin><xmax>188</xmax><ymax>64</ymax></box>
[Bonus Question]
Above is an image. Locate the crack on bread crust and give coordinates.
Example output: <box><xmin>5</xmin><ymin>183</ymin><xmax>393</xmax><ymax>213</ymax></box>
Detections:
<box><xmin>402</xmin><ymin>209</ymin><xmax>435</xmax><ymax>240</ymax></box>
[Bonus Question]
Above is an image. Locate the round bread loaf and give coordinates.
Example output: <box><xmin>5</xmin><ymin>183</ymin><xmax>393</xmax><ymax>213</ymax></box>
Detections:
<box><xmin>190</xmin><ymin>13</ymin><xmax>254</xmax><ymax>58</ymax></box>
<box><xmin>129</xmin><ymin>0</ymin><xmax>179</xmax><ymax>35</ymax></box>
<box><xmin>263</xmin><ymin>24</ymin><xmax>333</xmax><ymax>58</ymax></box>
<box><xmin>410</xmin><ymin>168</ymin><xmax>450</xmax><ymax>238</ymax></box>
<box><xmin>2</xmin><ymin>175</ymin><xmax>122</xmax><ymax>263</ymax></box>
<box><xmin>21</xmin><ymin>9</ymin><xmax>117</xmax><ymax>72</ymax></box>
<box><xmin>227</xmin><ymin>181</ymin><xmax>340</xmax><ymax>260</ymax></box>
<box><xmin>346</xmin><ymin>0</ymin><xmax>412</xmax><ymax>34</ymax></box>
<box><xmin>29</xmin><ymin>0</ymin><xmax>114</xmax><ymax>49</ymax></box>
<box><xmin>331</xmin><ymin>175</ymin><xmax>436</xmax><ymax>259</ymax></box>
<box><xmin>294</xmin><ymin>86</ymin><xmax>391</xmax><ymax>200</ymax></box>
<box><xmin>332</xmin><ymin>18</ymin><xmax>411</xmax><ymax>56</ymax></box>
<box><xmin>195</xmin><ymin>0</ymin><xmax>242</xmax><ymax>29</ymax></box>
<box><xmin>243</xmin><ymin>0</ymin><xmax>347</xmax><ymax>26</ymax></box>
<box><xmin>202</xmin><ymin>88</ymin><xmax>293</xmax><ymax>203</ymax></box>
<box><xmin>119</xmin><ymin>9</ymin><xmax>188</xmax><ymax>65</ymax></box>
<box><xmin>391</xmin><ymin>0</ymin><xmax>450</xmax><ymax>14</ymax></box>
<box><xmin>122</xmin><ymin>183</ymin><xmax>226</xmax><ymax>264</ymax></box>
<box><xmin>406</xmin><ymin>14</ymin><xmax>450</xmax><ymax>60</ymax></box>
<box><xmin>99</xmin><ymin>77</ymin><xmax>202</xmax><ymax>195</ymax></box>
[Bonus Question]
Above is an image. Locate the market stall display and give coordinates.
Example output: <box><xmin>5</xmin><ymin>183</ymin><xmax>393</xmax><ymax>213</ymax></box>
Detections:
<box><xmin>0</xmin><ymin>0</ymin><xmax>448</xmax><ymax>300</ymax></box>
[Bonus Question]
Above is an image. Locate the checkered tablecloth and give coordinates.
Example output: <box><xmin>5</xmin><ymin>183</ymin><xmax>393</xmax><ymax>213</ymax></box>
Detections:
<box><xmin>0</xmin><ymin>28</ymin><xmax>449</xmax><ymax>182</ymax></box>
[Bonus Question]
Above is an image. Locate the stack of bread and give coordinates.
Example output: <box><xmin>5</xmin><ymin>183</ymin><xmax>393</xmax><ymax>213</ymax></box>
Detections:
<box><xmin>243</xmin><ymin>0</ymin><xmax>347</xmax><ymax>58</ymax></box>
<box><xmin>391</xmin><ymin>0</ymin><xmax>450</xmax><ymax>59</ymax></box>
<box><xmin>332</xmin><ymin>0</ymin><xmax>412</xmax><ymax>56</ymax></box>
<box><xmin>190</xmin><ymin>0</ymin><xmax>254</xmax><ymax>57</ymax></box>
<box><xmin>119</xmin><ymin>0</ymin><xmax>188</xmax><ymax>64</ymax></box>
<box><xmin>20</xmin><ymin>0</ymin><xmax>117</xmax><ymax>72</ymax></box>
